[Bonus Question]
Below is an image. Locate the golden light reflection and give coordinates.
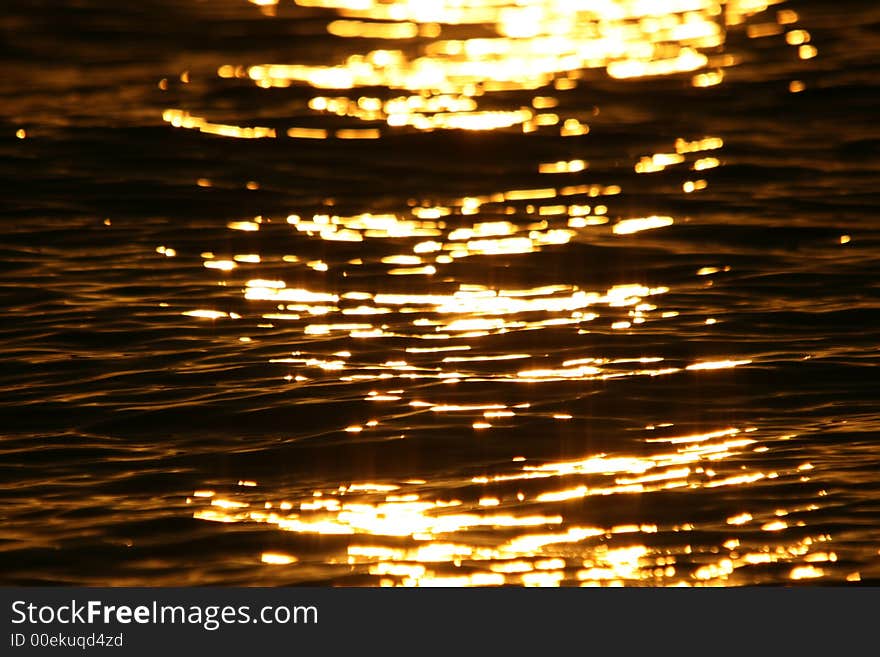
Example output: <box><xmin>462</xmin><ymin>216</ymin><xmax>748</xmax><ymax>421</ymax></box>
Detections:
<box><xmin>251</xmin><ymin>0</ymin><xmax>769</xmax><ymax>104</ymax></box>
<box><xmin>162</xmin><ymin>109</ymin><xmax>276</xmax><ymax>139</ymax></box>
<box><xmin>193</xmin><ymin>422</ymin><xmax>835</xmax><ymax>586</ymax></box>
<box><xmin>172</xmin><ymin>0</ymin><xmax>830</xmax><ymax>586</ymax></box>
<box><xmin>168</xmin><ymin>0</ymin><xmax>791</xmax><ymax>142</ymax></box>
<box><xmin>236</xmin><ymin>274</ymin><xmax>674</xmax><ymax>345</ymax></box>
<box><xmin>613</xmin><ymin>216</ymin><xmax>675</xmax><ymax>235</ymax></box>
<box><xmin>253</xmin><ymin>174</ymin><xmax>674</xmax><ymax>266</ymax></box>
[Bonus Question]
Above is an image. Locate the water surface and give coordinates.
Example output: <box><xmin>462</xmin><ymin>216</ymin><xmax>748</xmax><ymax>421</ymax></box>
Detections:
<box><xmin>2</xmin><ymin>0</ymin><xmax>879</xmax><ymax>585</ymax></box>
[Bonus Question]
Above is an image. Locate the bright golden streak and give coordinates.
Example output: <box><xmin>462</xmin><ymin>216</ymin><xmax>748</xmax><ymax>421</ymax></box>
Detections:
<box><xmin>790</xmin><ymin>565</ymin><xmax>823</xmax><ymax>580</ymax></box>
<box><xmin>504</xmin><ymin>188</ymin><xmax>556</xmax><ymax>201</ymax></box>
<box><xmin>183</xmin><ymin>309</ymin><xmax>228</xmax><ymax>320</ymax></box>
<box><xmin>676</xmin><ymin>136</ymin><xmax>723</xmax><ymax>153</ymax></box>
<box><xmin>228</xmin><ymin>221</ymin><xmax>260</xmax><ymax>231</ymax></box>
<box><xmin>613</xmin><ymin>216</ymin><xmax>674</xmax><ymax>235</ymax></box>
<box><xmin>538</xmin><ymin>160</ymin><xmax>586</xmax><ymax>174</ymax></box>
<box><xmin>693</xmin><ymin>157</ymin><xmax>720</xmax><ymax>170</ymax></box>
<box><xmin>686</xmin><ymin>360</ymin><xmax>752</xmax><ymax>370</ymax></box>
<box><xmin>288</xmin><ymin>127</ymin><xmax>329</xmax><ymax>139</ymax></box>
<box><xmin>336</xmin><ymin>128</ymin><xmax>381</xmax><ymax>139</ymax></box>
<box><xmin>635</xmin><ymin>152</ymin><xmax>685</xmax><ymax>173</ymax></box>
<box><xmin>162</xmin><ymin>109</ymin><xmax>276</xmax><ymax>139</ymax></box>
<box><xmin>762</xmin><ymin>520</ymin><xmax>788</xmax><ymax>532</ymax></box>
<box><xmin>328</xmin><ymin>19</ymin><xmax>419</xmax><ymax>39</ymax></box>
<box><xmin>261</xmin><ymin>552</ymin><xmax>298</xmax><ymax>565</ymax></box>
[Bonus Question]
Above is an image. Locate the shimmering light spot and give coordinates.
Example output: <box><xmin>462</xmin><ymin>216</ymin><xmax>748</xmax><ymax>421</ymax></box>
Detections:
<box><xmin>228</xmin><ymin>221</ymin><xmax>260</xmax><ymax>232</ymax></box>
<box><xmin>183</xmin><ymin>310</ymin><xmax>229</xmax><ymax>320</ymax></box>
<box><xmin>692</xmin><ymin>70</ymin><xmax>724</xmax><ymax>87</ymax></box>
<box><xmin>204</xmin><ymin>260</ymin><xmax>237</xmax><ymax>271</ymax></box>
<box><xmin>798</xmin><ymin>44</ymin><xmax>818</xmax><ymax>60</ymax></box>
<box><xmin>762</xmin><ymin>520</ymin><xmax>788</xmax><ymax>532</ymax></box>
<box><xmin>786</xmin><ymin>30</ymin><xmax>810</xmax><ymax>46</ymax></box>
<box><xmin>790</xmin><ymin>565</ymin><xmax>823</xmax><ymax>580</ymax></box>
<box><xmin>261</xmin><ymin>552</ymin><xmax>298</xmax><ymax>565</ymax></box>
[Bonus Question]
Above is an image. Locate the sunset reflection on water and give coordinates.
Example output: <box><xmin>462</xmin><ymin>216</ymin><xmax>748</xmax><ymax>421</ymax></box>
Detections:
<box><xmin>191</xmin><ymin>422</ymin><xmax>836</xmax><ymax>586</ymax></box>
<box><xmin>5</xmin><ymin>0</ymin><xmax>880</xmax><ymax>591</ymax></box>
<box><xmin>157</xmin><ymin>0</ymin><xmax>857</xmax><ymax>586</ymax></box>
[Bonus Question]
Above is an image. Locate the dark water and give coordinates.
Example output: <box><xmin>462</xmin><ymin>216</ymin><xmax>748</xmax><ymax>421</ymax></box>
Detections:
<box><xmin>2</xmin><ymin>0</ymin><xmax>879</xmax><ymax>586</ymax></box>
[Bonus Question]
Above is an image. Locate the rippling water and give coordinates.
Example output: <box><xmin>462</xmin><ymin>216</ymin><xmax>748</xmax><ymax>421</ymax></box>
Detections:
<box><xmin>2</xmin><ymin>0</ymin><xmax>879</xmax><ymax>586</ymax></box>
